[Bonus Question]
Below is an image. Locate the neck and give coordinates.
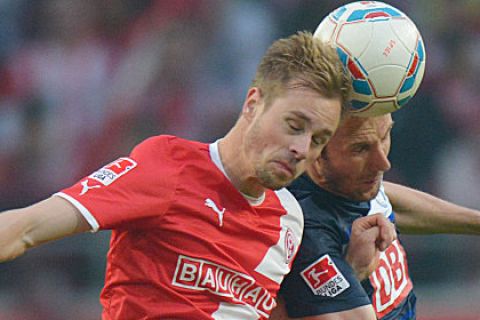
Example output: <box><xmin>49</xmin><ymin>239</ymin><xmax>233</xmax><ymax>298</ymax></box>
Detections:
<box><xmin>306</xmin><ymin>162</ymin><xmax>332</xmax><ymax>193</ymax></box>
<box><xmin>307</xmin><ymin>163</ymin><xmax>349</xmax><ymax>200</ymax></box>
<box><xmin>218</xmin><ymin>123</ymin><xmax>265</xmax><ymax>199</ymax></box>
<box><xmin>306</xmin><ymin>163</ymin><xmax>322</xmax><ymax>185</ymax></box>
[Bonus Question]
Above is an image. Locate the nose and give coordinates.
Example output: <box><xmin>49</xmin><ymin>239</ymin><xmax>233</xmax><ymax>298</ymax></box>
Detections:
<box><xmin>372</xmin><ymin>145</ymin><xmax>391</xmax><ymax>172</ymax></box>
<box><xmin>290</xmin><ymin>135</ymin><xmax>310</xmax><ymax>161</ymax></box>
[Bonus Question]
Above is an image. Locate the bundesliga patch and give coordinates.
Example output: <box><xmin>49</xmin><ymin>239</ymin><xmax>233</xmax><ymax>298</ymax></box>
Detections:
<box><xmin>79</xmin><ymin>157</ymin><xmax>137</xmax><ymax>195</ymax></box>
<box><xmin>300</xmin><ymin>254</ymin><xmax>350</xmax><ymax>297</ymax></box>
<box><xmin>89</xmin><ymin>157</ymin><xmax>137</xmax><ymax>185</ymax></box>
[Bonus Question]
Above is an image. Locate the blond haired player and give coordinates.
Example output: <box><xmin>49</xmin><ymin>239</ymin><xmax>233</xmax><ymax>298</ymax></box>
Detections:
<box><xmin>0</xmin><ymin>32</ymin><xmax>396</xmax><ymax>319</ymax></box>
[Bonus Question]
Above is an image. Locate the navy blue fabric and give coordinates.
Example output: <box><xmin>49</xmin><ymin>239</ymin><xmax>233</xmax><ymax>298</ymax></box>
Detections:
<box><xmin>280</xmin><ymin>175</ymin><xmax>416</xmax><ymax>319</ymax></box>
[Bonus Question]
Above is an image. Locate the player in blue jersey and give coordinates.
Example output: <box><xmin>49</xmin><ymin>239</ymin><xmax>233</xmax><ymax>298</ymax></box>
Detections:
<box><xmin>269</xmin><ymin>113</ymin><xmax>480</xmax><ymax>320</ymax></box>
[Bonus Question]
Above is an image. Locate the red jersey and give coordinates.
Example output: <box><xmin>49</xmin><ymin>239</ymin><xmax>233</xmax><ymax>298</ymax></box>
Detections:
<box><xmin>56</xmin><ymin>135</ymin><xmax>303</xmax><ymax>320</ymax></box>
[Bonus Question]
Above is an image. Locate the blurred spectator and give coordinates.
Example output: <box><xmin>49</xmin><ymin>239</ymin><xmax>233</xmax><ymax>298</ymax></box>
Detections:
<box><xmin>6</xmin><ymin>0</ymin><xmax>112</xmax><ymax>202</ymax></box>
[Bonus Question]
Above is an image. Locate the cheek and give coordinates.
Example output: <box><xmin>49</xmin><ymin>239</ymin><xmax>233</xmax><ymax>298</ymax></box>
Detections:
<box><xmin>263</xmin><ymin>125</ymin><xmax>288</xmax><ymax>151</ymax></box>
<box><xmin>307</xmin><ymin>146</ymin><xmax>324</xmax><ymax>162</ymax></box>
<box><xmin>336</xmin><ymin>158</ymin><xmax>364</xmax><ymax>181</ymax></box>
<box><xmin>295</xmin><ymin>161</ymin><xmax>306</xmax><ymax>174</ymax></box>
<box><xmin>248</xmin><ymin>119</ymin><xmax>269</xmax><ymax>149</ymax></box>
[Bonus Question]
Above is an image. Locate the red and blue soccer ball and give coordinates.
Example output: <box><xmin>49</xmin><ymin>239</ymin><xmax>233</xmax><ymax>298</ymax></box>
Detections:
<box><xmin>315</xmin><ymin>1</ymin><xmax>426</xmax><ymax>117</ymax></box>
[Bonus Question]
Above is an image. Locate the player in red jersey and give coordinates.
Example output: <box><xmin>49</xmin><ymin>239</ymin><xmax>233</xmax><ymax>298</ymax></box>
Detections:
<box><xmin>0</xmin><ymin>32</ymin><xmax>395</xmax><ymax>319</ymax></box>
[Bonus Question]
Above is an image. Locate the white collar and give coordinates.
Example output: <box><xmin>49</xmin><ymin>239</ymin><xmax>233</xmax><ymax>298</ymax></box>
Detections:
<box><xmin>209</xmin><ymin>140</ymin><xmax>265</xmax><ymax>206</ymax></box>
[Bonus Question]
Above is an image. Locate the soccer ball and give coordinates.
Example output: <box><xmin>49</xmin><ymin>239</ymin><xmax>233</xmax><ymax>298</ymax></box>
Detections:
<box><xmin>314</xmin><ymin>1</ymin><xmax>426</xmax><ymax>117</ymax></box>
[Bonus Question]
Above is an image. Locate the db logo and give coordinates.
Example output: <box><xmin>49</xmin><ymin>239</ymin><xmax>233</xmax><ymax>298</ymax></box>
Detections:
<box><xmin>301</xmin><ymin>255</ymin><xmax>350</xmax><ymax>297</ymax></box>
<box><xmin>370</xmin><ymin>240</ymin><xmax>413</xmax><ymax>318</ymax></box>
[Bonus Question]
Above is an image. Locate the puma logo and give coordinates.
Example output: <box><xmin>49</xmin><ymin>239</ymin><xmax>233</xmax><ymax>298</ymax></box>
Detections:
<box><xmin>79</xmin><ymin>179</ymin><xmax>101</xmax><ymax>196</ymax></box>
<box><xmin>205</xmin><ymin>198</ymin><xmax>226</xmax><ymax>227</ymax></box>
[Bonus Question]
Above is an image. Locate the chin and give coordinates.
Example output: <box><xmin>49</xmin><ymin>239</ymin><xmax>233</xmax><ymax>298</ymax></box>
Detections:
<box><xmin>349</xmin><ymin>184</ymin><xmax>381</xmax><ymax>202</ymax></box>
<box><xmin>257</xmin><ymin>169</ymin><xmax>294</xmax><ymax>190</ymax></box>
<box><xmin>261</xmin><ymin>176</ymin><xmax>294</xmax><ymax>190</ymax></box>
<box><xmin>362</xmin><ymin>185</ymin><xmax>382</xmax><ymax>201</ymax></box>
<box><xmin>266</xmin><ymin>178</ymin><xmax>292</xmax><ymax>190</ymax></box>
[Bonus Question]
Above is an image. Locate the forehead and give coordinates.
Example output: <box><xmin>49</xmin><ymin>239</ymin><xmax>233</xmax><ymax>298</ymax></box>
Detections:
<box><xmin>335</xmin><ymin>114</ymin><xmax>393</xmax><ymax>143</ymax></box>
<box><xmin>269</xmin><ymin>87</ymin><xmax>342</xmax><ymax>131</ymax></box>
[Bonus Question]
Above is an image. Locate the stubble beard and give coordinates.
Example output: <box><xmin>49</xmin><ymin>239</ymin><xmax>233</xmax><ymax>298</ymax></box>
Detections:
<box><xmin>320</xmin><ymin>157</ymin><xmax>382</xmax><ymax>202</ymax></box>
<box><xmin>245</xmin><ymin>118</ymin><xmax>295</xmax><ymax>191</ymax></box>
<box><xmin>255</xmin><ymin>165</ymin><xmax>290</xmax><ymax>190</ymax></box>
<box><xmin>356</xmin><ymin>180</ymin><xmax>382</xmax><ymax>202</ymax></box>
<box><xmin>323</xmin><ymin>173</ymin><xmax>382</xmax><ymax>202</ymax></box>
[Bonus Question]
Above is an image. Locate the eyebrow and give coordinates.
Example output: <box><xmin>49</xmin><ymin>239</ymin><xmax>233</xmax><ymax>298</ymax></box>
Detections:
<box><xmin>289</xmin><ymin>111</ymin><xmax>335</xmax><ymax>138</ymax></box>
<box><xmin>382</xmin><ymin>121</ymin><xmax>395</xmax><ymax>140</ymax></box>
<box><xmin>289</xmin><ymin>111</ymin><xmax>312</xmax><ymax>123</ymax></box>
<box><xmin>347</xmin><ymin>121</ymin><xmax>395</xmax><ymax>145</ymax></box>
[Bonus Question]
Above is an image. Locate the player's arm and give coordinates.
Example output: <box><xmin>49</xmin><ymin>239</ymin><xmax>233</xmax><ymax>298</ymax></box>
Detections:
<box><xmin>384</xmin><ymin>181</ymin><xmax>480</xmax><ymax>234</ymax></box>
<box><xmin>0</xmin><ymin>196</ymin><xmax>91</xmax><ymax>262</ymax></box>
<box><xmin>270</xmin><ymin>295</ymin><xmax>376</xmax><ymax>320</ymax></box>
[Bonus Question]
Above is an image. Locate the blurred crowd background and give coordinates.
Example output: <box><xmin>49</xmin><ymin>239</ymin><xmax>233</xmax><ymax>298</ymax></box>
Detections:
<box><xmin>0</xmin><ymin>0</ymin><xmax>480</xmax><ymax>319</ymax></box>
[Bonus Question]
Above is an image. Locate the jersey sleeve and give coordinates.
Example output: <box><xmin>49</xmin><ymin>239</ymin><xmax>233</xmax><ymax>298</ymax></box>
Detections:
<box><xmin>55</xmin><ymin>135</ymin><xmax>179</xmax><ymax>231</ymax></box>
<box><xmin>279</xmin><ymin>198</ymin><xmax>371</xmax><ymax>317</ymax></box>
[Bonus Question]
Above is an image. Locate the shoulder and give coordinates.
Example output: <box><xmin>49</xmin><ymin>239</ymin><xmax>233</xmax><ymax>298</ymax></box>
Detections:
<box><xmin>131</xmin><ymin>135</ymin><xmax>209</xmax><ymax>162</ymax></box>
<box><xmin>272</xmin><ymin>187</ymin><xmax>304</xmax><ymax>234</ymax></box>
<box><xmin>273</xmin><ymin>188</ymin><xmax>303</xmax><ymax>217</ymax></box>
<box><xmin>287</xmin><ymin>175</ymin><xmax>316</xmax><ymax>200</ymax></box>
<box><xmin>288</xmin><ymin>178</ymin><xmax>355</xmax><ymax>247</ymax></box>
<box><xmin>132</xmin><ymin>135</ymin><xmax>205</xmax><ymax>155</ymax></box>
<box><xmin>288</xmin><ymin>177</ymin><xmax>340</xmax><ymax>225</ymax></box>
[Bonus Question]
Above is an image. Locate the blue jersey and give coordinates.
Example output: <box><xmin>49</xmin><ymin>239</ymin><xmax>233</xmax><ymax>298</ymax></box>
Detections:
<box><xmin>281</xmin><ymin>175</ymin><xmax>416</xmax><ymax>319</ymax></box>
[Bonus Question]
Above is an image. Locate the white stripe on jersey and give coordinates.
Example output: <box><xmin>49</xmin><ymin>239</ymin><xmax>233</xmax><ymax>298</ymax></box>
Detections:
<box><xmin>54</xmin><ymin>192</ymin><xmax>100</xmax><ymax>232</ymax></box>
<box><xmin>212</xmin><ymin>303</ymin><xmax>260</xmax><ymax>320</ymax></box>
<box><xmin>367</xmin><ymin>184</ymin><xmax>393</xmax><ymax>219</ymax></box>
<box><xmin>255</xmin><ymin>188</ymin><xmax>304</xmax><ymax>284</ymax></box>
<box><xmin>212</xmin><ymin>188</ymin><xmax>303</xmax><ymax>319</ymax></box>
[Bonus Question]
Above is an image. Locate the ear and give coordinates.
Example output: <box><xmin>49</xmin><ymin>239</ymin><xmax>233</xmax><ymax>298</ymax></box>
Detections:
<box><xmin>241</xmin><ymin>87</ymin><xmax>263</xmax><ymax>121</ymax></box>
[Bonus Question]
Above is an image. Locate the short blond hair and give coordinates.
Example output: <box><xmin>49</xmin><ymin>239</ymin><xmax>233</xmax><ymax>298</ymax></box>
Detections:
<box><xmin>251</xmin><ymin>31</ymin><xmax>351</xmax><ymax>116</ymax></box>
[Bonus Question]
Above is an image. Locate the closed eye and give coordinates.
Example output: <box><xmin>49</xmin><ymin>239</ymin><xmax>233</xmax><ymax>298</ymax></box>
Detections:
<box><xmin>287</xmin><ymin>119</ymin><xmax>304</xmax><ymax>132</ymax></box>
